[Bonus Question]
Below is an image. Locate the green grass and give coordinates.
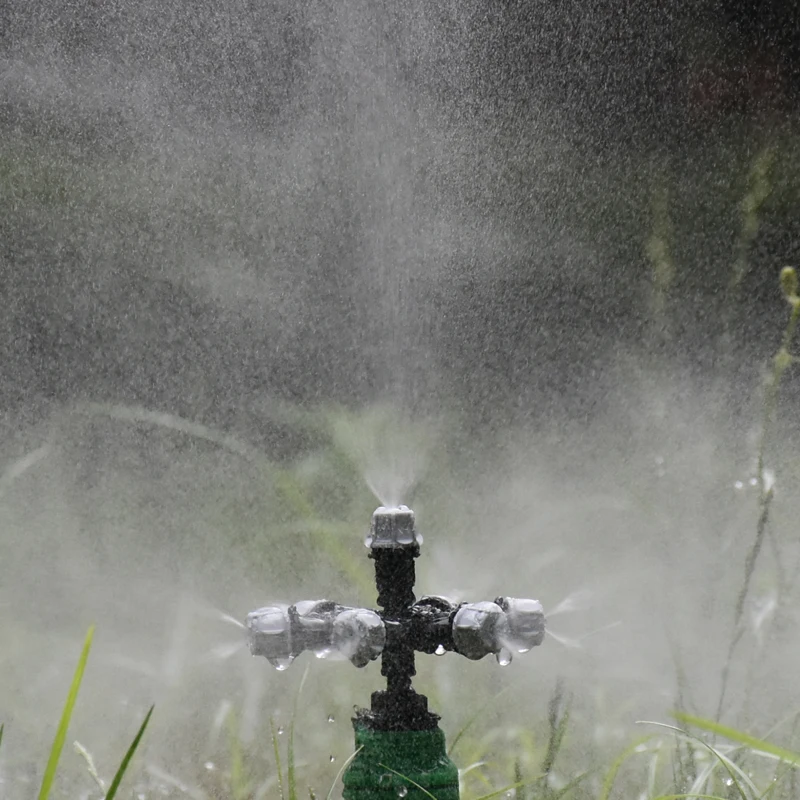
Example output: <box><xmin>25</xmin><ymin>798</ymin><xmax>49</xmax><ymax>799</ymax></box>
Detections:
<box><xmin>104</xmin><ymin>705</ymin><xmax>155</xmax><ymax>800</ymax></box>
<box><xmin>21</xmin><ymin>626</ymin><xmax>155</xmax><ymax>800</ymax></box>
<box><xmin>37</xmin><ymin>626</ymin><xmax>94</xmax><ymax>800</ymax></box>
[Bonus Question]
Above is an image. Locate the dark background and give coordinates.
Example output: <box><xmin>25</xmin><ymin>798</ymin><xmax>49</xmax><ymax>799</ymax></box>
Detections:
<box><xmin>1</xmin><ymin>0</ymin><xmax>799</xmax><ymax>443</ymax></box>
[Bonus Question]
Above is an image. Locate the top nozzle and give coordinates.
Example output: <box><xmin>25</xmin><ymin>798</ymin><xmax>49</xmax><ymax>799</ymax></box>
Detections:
<box><xmin>366</xmin><ymin>505</ymin><xmax>422</xmax><ymax>549</ymax></box>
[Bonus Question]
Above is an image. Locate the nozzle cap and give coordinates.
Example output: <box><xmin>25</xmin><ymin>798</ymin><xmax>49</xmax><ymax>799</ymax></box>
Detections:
<box><xmin>365</xmin><ymin>505</ymin><xmax>422</xmax><ymax>549</ymax></box>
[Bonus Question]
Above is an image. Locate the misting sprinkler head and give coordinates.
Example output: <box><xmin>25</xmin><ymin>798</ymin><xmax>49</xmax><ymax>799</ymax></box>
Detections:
<box><xmin>245</xmin><ymin>506</ymin><xmax>546</xmax><ymax>799</ymax></box>
<box><xmin>246</xmin><ymin>601</ymin><xmax>385</xmax><ymax>669</ymax></box>
<box><xmin>366</xmin><ymin>505</ymin><xmax>422</xmax><ymax>549</ymax></box>
<box><xmin>452</xmin><ymin>597</ymin><xmax>546</xmax><ymax>661</ymax></box>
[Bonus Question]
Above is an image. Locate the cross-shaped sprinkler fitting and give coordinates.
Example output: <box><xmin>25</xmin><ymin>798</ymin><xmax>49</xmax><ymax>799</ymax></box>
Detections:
<box><xmin>246</xmin><ymin>506</ymin><xmax>546</xmax><ymax>799</ymax></box>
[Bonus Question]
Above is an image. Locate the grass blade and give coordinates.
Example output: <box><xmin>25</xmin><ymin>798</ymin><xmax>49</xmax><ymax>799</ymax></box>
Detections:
<box><xmin>75</xmin><ymin>403</ymin><xmax>264</xmax><ymax>462</ymax></box>
<box><xmin>325</xmin><ymin>745</ymin><xmax>363</xmax><ymax>800</ymax></box>
<box><xmin>228</xmin><ymin>709</ymin><xmax>250</xmax><ymax>800</ymax></box>
<box><xmin>288</xmin><ymin>716</ymin><xmax>297</xmax><ymax>800</ymax></box>
<box><xmin>551</xmin><ymin>770</ymin><xmax>592</xmax><ymax>798</ymax></box>
<box><xmin>288</xmin><ymin>665</ymin><xmax>309</xmax><ymax>800</ymax></box>
<box><xmin>473</xmin><ymin>775</ymin><xmax>547</xmax><ymax>800</ymax></box>
<box><xmin>672</xmin><ymin>712</ymin><xmax>800</xmax><ymax>767</ymax></box>
<box><xmin>638</xmin><ymin>721</ymin><xmax>756</xmax><ymax>800</ymax></box>
<box><xmin>650</xmin><ymin>795</ymin><xmax>728</xmax><ymax>799</ymax></box>
<box><xmin>447</xmin><ymin>687</ymin><xmax>511</xmax><ymax>757</ymax></box>
<box><xmin>0</xmin><ymin>723</ymin><xmax>4</xmax><ymax>752</ymax></box>
<box><xmin>37</xmin><ymin>625</ymin><xmax>95</xmax><ymax>800</ymax></box>
<box><xmin>541</xmin><ymin>680</ymin><xmax>571</xmax><ymax>777</ymax></box>
<box><xmin>104</xmin><ymin>705</ymin><xmax>154</xmax><ymax>800</ymax></box>
<box><xmin>377</xmin><ymin>763</ymin><xmax>438</xmax><ymax>800</ymax></box>
<box><xmin>271</xmin><ymin>717</ymin><xmax>285</xmax><ymax>800</ymax></box>
<box><xmin>74</xmin><ymin>741</ymin><xmax>106</xmax><ymax>792</ymax></box>
<box><xmin>599</xmin><ymin>735</ymin><xmax>657</xmax><ymax>800</ymax></box>
<box><xmin>758</xmin><ymin>760</ymin><xmax>794</xmax><ymax>800</ymax></box>
<box><xmin>514</xmin><ymin>759</ymin><xmax>525</xmax><ymax>800</ymax></box>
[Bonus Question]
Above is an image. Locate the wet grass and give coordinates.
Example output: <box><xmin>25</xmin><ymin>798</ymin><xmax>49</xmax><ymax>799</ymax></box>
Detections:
<box><xmin>22</xmin><ymin>676</ymin><xmax>800</xmax><ymax>799</ymax></box>
<box><xmin>25</xmin><ymin>626</ymin><xmax>154</xmax><ymax>800</ymax></box>
<box><xmin>4</xmin><ymin>364</ymin><xmax>800</xmax><ymax>800</ymax></box>
<box><xmin>37</xmin><ymin>627</ymin><xmax>94</xmax><ymax>800</ymax></box>
<box><xmin>25</xmin><ymin>606</ymin><xmax>798</xmax><ymax>799</ymax></box>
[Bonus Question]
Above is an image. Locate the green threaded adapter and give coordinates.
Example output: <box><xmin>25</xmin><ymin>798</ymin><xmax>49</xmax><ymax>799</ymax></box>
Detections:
<box><xmin>342</xmin><ymin>721</ymin><xmax>460</xmax><ymax>800</ymax></box>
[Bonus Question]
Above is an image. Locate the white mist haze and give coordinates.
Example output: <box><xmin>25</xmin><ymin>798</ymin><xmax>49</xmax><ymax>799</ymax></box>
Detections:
<box><xmin>1</xmin><ymin>1</ymin><xmax>799</xmax><ymax>796</ymax></box>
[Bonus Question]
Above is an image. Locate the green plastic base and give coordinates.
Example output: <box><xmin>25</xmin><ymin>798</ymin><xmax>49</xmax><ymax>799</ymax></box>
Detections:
<box><xmin>341</xmin><ymin>721</ymin><xmax>460</xmax><ymax>800</ymax></box>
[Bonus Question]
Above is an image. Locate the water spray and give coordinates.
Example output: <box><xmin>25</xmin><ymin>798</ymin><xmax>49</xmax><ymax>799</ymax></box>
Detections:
<box><xmin>246</xmin><ymin>505</ymin><xmax>546</xmax><ymax>799</ymax></box>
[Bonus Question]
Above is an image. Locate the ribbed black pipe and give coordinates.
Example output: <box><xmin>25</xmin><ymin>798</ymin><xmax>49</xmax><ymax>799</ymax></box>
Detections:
<box><xmin>372</xmin><ymin>547</ymin><xmax>417</xmax><ymax>614</ymax></box>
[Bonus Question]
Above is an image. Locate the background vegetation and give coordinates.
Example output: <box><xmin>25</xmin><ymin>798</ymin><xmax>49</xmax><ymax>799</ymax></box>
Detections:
<box><xmin>2</xmin><ymin>2</ymin><xmax>800</xmax><ymax>798</ymax></box>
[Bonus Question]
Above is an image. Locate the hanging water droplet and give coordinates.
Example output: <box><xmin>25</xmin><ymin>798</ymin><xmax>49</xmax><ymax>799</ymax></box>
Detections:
<box><xmin>434</xmin><ymin>644</ymin><xmax>446</xmax><ymax>656</ymax></box>
<box><xmin>397</xmin><ymin>787</ymin><xmax>408</xmax><ymax>797</ymax></box>
<box><xmin>268</xmin><ymin>655</ymin><xmax>295</xmax><ymax>671</ymax></box>
<box><xmin>204</xmin><ymin>761</ymin><xmax>215</xmax><ymax>771</ymax></box>
<box><xmin>364</xmin><ymin>535</ymin><xmax>374</xmax><ymax>548</ymax></box>
<box><xmin>734</xmin><ymin>480</ymin><xmax>744</xmax><ymax>490</ymax></box>
<box><xmin>330</xmin><ymin>755</ymin><xmax>336</xmax><ymax>763</ymax></box>
<box><xmin>725</xmin><ymin>778</ymin><xmax>734</xmax><ymax>787</ymax></box>
<box><xmin>396</xmin><ymin>527</ymin><xmax>414</xmax><ymax>545</ymax></box>
<box><xmin>327</xmin><ymin>714</ymin><xmax>335</xmax><ymax>723</ymax></box>
<box><xmin>496</xmin><ymin>648</ymin><xmax>512</xmax><ymax>666</ymax></box>
<box><xmin>277</xmin><ymin>725</ymin><xmax>285</xmax><ymax>735</ymax></box>
<box><xmin>749</xmin><ymin>477</ymin><xmax>758</xmax><ymax>487</ymax></box>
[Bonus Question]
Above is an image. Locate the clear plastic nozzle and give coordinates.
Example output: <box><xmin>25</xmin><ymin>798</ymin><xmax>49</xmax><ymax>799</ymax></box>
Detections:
<box><xmin>332</xmin><ymin>608</ymin><xmax>386</xmax><ymax>668</ymax></box>
<box><xmin>452</xmin><ymin>601</ymin><xmax>507</xmax><ymax>661</ymax></box>
<box><xmin>452</xmin><ymin>597</ymin><xmax>546</xmax><ymax>664</ymax></box>
<box><xmin>246</xmin><ymin>601</ymin><xmax>386</xmax><ymax>670</ymax></box>
<box><xmin>498</xmin><ymin>597</ymin><xmax>546</xmax><ymax>653</ymax></box>
<box><xmin>246</xmin><ymin>604</ymin><xmax>294</xmax><ymax>670</ymax></box>
<box><xmin>365</xmin><ymin>505</ymin><xmax>423</xmax><ymax>549</ymax></box>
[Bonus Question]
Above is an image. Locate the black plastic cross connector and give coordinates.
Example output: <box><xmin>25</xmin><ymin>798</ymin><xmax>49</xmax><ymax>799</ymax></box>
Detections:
<box><xmin>246</xmin><ymin>505</ymin><xmax>546</xmax><ymax>733</ymax></box>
